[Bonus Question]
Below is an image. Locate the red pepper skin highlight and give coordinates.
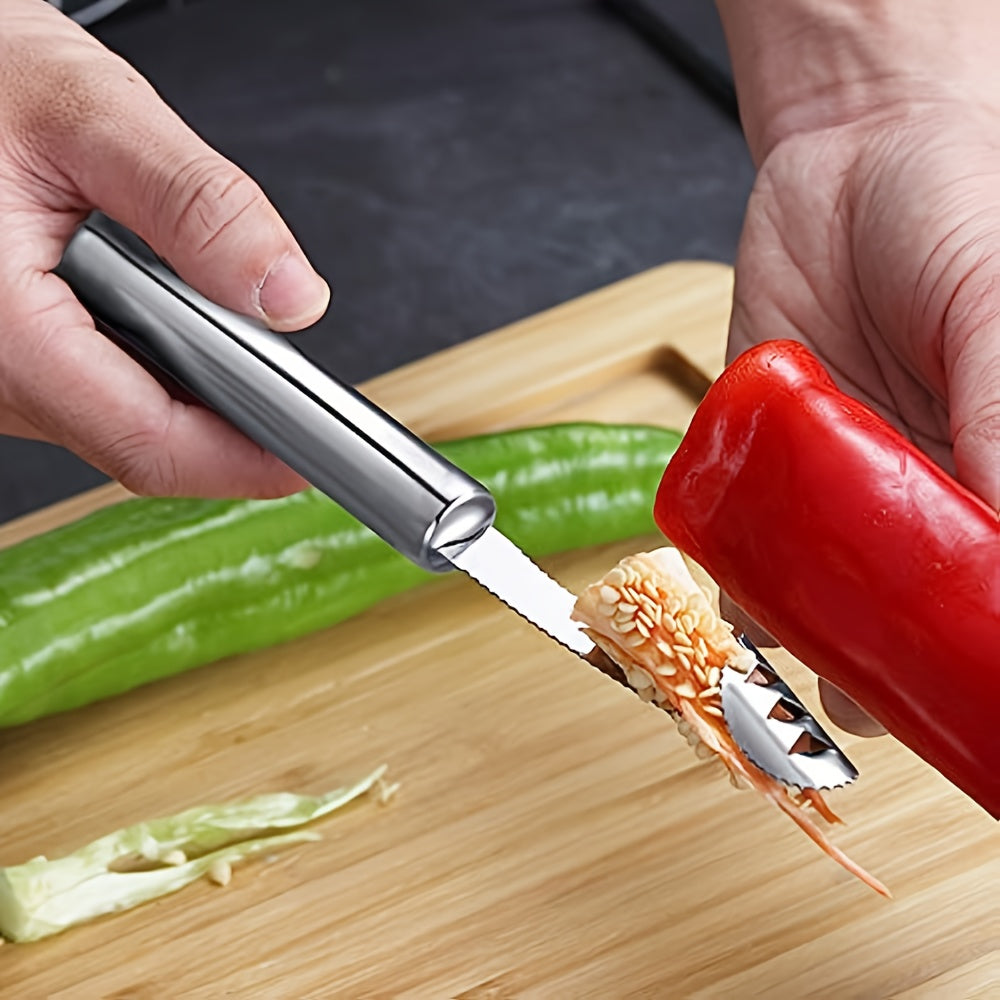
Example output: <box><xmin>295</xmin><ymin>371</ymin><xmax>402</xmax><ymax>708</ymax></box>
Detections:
<box><xmin>655</xmin><ymin>340</ymin><xmax>1000</xmax><ymax>817</ymax></box>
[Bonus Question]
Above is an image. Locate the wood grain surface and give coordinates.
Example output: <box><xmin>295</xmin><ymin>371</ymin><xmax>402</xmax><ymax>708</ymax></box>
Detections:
<box><xmin>2</xmin><ymin>263</ymin><xmax>997</xmax><ymax>999</ymax></box>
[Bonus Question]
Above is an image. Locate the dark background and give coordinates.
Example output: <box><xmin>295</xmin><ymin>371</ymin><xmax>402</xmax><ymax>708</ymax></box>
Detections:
<box><xmin>1</xmin><ymin>0</ymin><xmax>753</xmax><ymax>522</ymax></box>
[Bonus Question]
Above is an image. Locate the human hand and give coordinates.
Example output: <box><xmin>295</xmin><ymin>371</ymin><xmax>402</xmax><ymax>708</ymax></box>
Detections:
<box><xmin>716</xmin><ymin>1</ymin><xmax>1000</xmax><ymax>734</ymax></box>
<box><xmin>728</xmin><ymin>105</ymin><xmax>1000</xmax><ymax>733</ymax></box>
<box><xmin>729</xmin><ymin>106</ymin><xmax>999</xmax><ymax>509</ymax></box>
<box><xmin>0</xmin><ymin>0</ymin><xmax>330</xmax><ymax>497</ymax></box>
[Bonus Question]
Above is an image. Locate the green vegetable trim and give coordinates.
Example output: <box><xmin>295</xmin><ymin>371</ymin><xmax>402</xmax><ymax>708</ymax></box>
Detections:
<box><xmin>0</xmin><ymin>766</ymin><xmax>386</xmax><ymax>942</ymax></box>
<box><xmin>0</xmin><ymin>422</ymin><xmax>680</xmax><ymax>726</ymax></box>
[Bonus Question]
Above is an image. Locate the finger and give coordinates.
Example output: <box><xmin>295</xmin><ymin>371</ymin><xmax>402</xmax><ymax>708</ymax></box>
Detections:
<box><xmin>718</xmin><ymin>591</ymin><xmax>779</xmax><ymax>647</ymax></box>
<box><xmin>0</xmin><ymin>406</ymin><xmax>45</xmax><ymax>441</ymax></box>
<box><xmin>817</xmin><ymin>680</ymin><xmax>887</xmax><ymax>737</ymax></box>
<box><xmin>717</xmin><ymin>582</ymin><xmax>886</xmax><ymax>736</ymax></box>
<box><xmin>946</xmin><ymin>327</ymin><xmax>1000</xmax><ymax>509</ymax></box>
<box><xmin>29</xmin><ymin>44</ymin><xmax>329</xmax><ymax>332</ymax></box>
<box><xmin>1</xmin><ymin>266</ymin><xmax>309</xmax><ymax>498</ymax></box>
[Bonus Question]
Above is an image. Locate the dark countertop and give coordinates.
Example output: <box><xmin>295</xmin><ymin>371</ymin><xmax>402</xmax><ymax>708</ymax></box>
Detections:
<box><xmin>0</xmin><ymin>0</ymin><xmax>753</xmax><ymax>523</ymax></box>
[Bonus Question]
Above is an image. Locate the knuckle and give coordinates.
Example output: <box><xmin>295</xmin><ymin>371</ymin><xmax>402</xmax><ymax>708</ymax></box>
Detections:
<box><xmin>163</xmin><ymin>160</ymin><xmax>269</xmax><ymax>258</ymax></box>
<box><xmin>946</xmin><ymin>269</ymin><xmax>1000</xmax><ymax>339</ymax></box>
<box><xmin>102</xmin><ymin>414</ymin><xmax>181</xmax><ymax>496</ymax></box>
<box><xmin>961</xmin><ymin>402</ymin><xmax>1000</xmax><ymax>446</ymax></box>
<box><xmin>945</xmin><ymin>322</ymin><xmax>1000</xmax><ymax>432</ymax></box>
<box><xmin>950</xmin><ymin>373</ymin><xmax>1000</xmax><ymax>505</ymax></box>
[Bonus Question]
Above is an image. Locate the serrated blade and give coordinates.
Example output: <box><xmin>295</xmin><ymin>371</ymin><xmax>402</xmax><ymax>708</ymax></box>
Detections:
<box><xmin>720</xmin><ymin>636</ymin><xmax>859</xmax><ymax>789</ymax></box>
<box><xmin>448</xmin><ymin>529</ymin><xmax>857</xmax><ymax>791</ymax></box>
<box><xmin>447</xmin><ymin>527</ymin><xmax>595</xmax><ymax>656</ymax></box>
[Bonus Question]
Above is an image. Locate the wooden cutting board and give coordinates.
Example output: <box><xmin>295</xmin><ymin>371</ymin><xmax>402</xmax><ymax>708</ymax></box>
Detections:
<box><xmin>2</xmin><ymin>263</ymin><xmax>997</xmax><ymax>999</ymax></box>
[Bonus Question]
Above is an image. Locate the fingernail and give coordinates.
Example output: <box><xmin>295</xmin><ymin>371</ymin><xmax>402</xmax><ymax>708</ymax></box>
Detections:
<box><xmin>256</xmin><ymin>253</ymin><xmax>330</xmax><ymax>330</ymax></box>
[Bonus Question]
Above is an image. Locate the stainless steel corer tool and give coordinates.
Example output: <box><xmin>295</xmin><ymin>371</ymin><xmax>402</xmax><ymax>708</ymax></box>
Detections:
<box><xmin>57</xmin><ymin>213</ymin><xmax>857</xmax><ymax>790</ymax></box>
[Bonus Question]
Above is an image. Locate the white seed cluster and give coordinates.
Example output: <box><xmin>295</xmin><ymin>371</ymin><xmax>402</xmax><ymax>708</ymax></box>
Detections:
<box><xmin>592</xmin><ymin>560</ymin><xmax>728</xmax><ymax>717</ymax></box>
<box><xmin>578</xmin><ymin>554</ymin><xmax>758</xmax><ymax>788</ymax></box>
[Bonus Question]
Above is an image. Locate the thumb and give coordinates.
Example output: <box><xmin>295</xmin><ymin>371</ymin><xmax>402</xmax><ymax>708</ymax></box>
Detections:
<box><xmin>43</xmin><ymin>53</ymin><xmax>329</xmax><ymax>332</ymax></box>
<box><xmin>718</xmin><ymin>590</ymin><xmax>778</xmax><ymax>647</ymax></box>
<box><xmin>817</xmin><ymin>680</ymin><xmax>888</xmax><ymax>738</ymax></box>
<box><xmin>945</xmin><ymin>324</ymin><xmax>1000</xmax><ymax>510</ymax></box>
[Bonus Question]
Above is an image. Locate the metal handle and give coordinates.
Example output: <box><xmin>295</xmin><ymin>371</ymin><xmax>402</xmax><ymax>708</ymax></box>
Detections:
<box><xmin>55</xmin><ymin>214</ymin><xmax>495</xmax><ymax>572</ymax></box>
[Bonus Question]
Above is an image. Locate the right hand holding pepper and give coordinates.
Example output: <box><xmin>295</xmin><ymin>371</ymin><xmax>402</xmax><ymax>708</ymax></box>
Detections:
<box><xmin>718</xmin><ymin>0</ymin><xmax>999</xmax><ymax>510</ymax></box>
<box><xmin>716</xmin><ymin>0</ymin><xmax>1000</xmax><ymax>737</ymax></box>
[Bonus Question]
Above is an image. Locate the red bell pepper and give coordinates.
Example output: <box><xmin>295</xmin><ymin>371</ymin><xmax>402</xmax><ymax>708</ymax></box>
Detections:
<box><xmin>655</xmin><ymin>340</ymin><xmax>999</xmax><ymax>817</ymax></box>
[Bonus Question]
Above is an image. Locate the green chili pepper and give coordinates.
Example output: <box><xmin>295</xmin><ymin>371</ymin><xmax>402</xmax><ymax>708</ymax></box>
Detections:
<box><xmin>0</xmin><ymin>422</ymin><xmax>680</xmax><ymax>727</ymax></box>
